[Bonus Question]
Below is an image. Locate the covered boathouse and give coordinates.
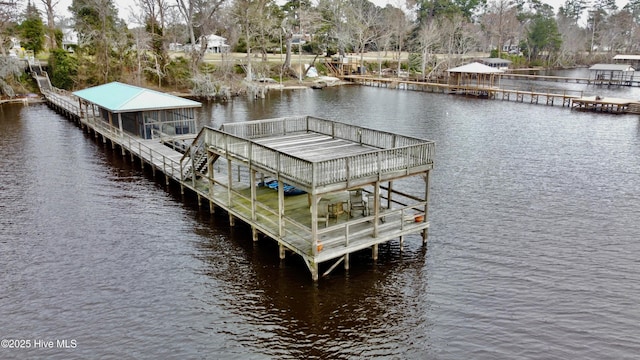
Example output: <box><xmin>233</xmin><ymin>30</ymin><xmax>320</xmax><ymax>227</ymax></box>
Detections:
<box><xmin>73</xmin><ymin>82</ymin><xmax>201</xmax><ymax>139</ymax></box>
<box><xmin>181</xmin><ymin>116</ymin><xmax>435</xmax><ymax>281</ymax></box>
<box><xmin>447</xmin><ymin>62</ymin><xmax>504</xmax><ymax>97</ymax></box>
<box><xmin>588</xmin><ymin>64</ymin><xmax>635</xmax><ymax>86</ymax></box>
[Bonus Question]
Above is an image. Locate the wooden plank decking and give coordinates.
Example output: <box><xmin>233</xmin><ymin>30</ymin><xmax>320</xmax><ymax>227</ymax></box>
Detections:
<box><xmin>571</xmin><ymin>96</ymin><xmax>640</xmax><ymax>114</ymax></box>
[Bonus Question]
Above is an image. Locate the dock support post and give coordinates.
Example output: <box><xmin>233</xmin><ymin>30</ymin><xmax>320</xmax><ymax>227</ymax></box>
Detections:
<box><xmin>423</xmin><ymin>169</ymin><xmax>431</xmax><ymax>245</ymax></box>
<box><xmin>372</xmin><ymin>244</ymin><xmax>379</xmax><ymax>261</ymax></box>
<box><xmin>208</xmin><ymin>151</ymin><xmax>215</xmax><ymax>213</ymax></box>
<box><xmin>229</xmin><ymin>214</ymin><xmax>235</xmax><ymax>227</ymax></box>
<box><xmin>400</xmin><ymin>236</ymin><xmax>404</xmax><ymax>251</ymax></box>
<box><xmin>279</xmin><ymin>244</ymin><xmax>285</xmax><ymax>259</ymax></box>
<box><xmin>310</xmin><ymin>262</ymin><xmax>318</xmax><ymax>282</ymax></box>
<box><xmin>197</xmin><ymin>194</ymin><xmax>201</xmax><ymax>207</ymax></box>
<box><xmin>252</xmin><ymin>227</ymin><xmax>259</xmax><ymax>242</ymax></box>
<box><xmin>165</xmin><ymin>175</ymin><xmax>169</xmax><ymax>186</ymax></box>
<box><xmin>250</xmin><ymin>169</ymin><xmax>257</xmax><ymax>226</ymax></box>
<box><xmin>344</xmin><ymin>253</ymin><xmax>350</xmax><ymax>270</ymax></box>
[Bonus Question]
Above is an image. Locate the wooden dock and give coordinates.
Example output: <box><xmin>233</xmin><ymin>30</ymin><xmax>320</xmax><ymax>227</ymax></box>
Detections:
<box><xmin>343</xmin><ymin>75</ymin><xmax>581</xmax><ymax>107</ymax></box>
<box><xmin>344</xmin><ymin>75</ymin><xmax>640</xmax><ymax>113</ymax></box>
<box><xmin>571</xmin><ymin>96</ymin><xmax>640</xmax><ymax>114</ymax></box>
<box><xmin>42</xmin><ymin>89</ymin><xmax>435</xmax><ymax>281</ymax></box>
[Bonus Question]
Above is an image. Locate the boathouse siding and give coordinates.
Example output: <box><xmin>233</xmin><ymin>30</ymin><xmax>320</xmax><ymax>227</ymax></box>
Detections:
<box><xmin>73</xmin><ymin>82</ymin><xmax>200</xmax><ymax>140</ymax></box>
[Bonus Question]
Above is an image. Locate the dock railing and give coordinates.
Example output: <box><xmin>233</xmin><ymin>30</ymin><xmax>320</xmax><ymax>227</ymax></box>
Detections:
<box><xmin>186</xmin><ymin>117</ymin><xmax>435</xmax><ymax>192</ymax></box>
<box><xmin>45</xmin><ymin>90</ymin><xmax>184</xmax><ymax>181</ymax></box>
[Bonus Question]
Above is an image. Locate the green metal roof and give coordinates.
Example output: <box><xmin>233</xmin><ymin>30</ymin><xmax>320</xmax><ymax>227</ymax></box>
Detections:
<box><xmin>72</xmin><ymin>82</ymin><xmax>201</xmax><ymax>113</ymax></box>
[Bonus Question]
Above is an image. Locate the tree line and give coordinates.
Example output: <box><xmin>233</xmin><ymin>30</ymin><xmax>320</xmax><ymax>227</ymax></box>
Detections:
<box><xmin>1</xmin><ymin>0</ymin><xmax>639</xmax><ymax>97</ymax></box>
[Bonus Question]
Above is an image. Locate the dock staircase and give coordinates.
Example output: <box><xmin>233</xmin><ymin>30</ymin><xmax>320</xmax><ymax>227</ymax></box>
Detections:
<box><xmin>25</xmin><ymin>55</ymin><xmax>52</xmax><ymax>92</ymax></box>
<box><xmin>181</xmin><ymin>128</ymin><xmax>218</xmax><ymax>181</ymax></box>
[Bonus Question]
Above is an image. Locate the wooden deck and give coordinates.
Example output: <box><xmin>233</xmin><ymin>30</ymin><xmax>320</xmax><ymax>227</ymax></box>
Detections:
<box><xmin>571</xmin><ymin>96</ymin><xmax>640</xmax><ymax>114</ymax></box>
<box><xmin>43</xmin><ymin>90</ymin><xmax>435</xmax><ymax>281</ymax></box>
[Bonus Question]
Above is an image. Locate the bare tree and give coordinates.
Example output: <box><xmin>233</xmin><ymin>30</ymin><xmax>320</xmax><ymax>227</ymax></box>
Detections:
<box><xmin>130</xmin><ymin>0</ymin><xmax>172</xmax><ymax>86</ymax></box>
<box><xmin>384</xmin><ymin>5</ymin><xmax>412</xmax><ymax>76</ymax></box>
<box><xmin>344</xmin><ymin>0</ymin><xmax>383</xmax><ymax>73</ymax></box>
<box><xmin>38</xmin><ymin>0</ymin><xmax>59</xmax><ymax>49</ymax></box>
<box><xmin>599</xmin><ymin>10</ymin><xmax>636</xmax><ymax>54</ymax></box>
<box><xmin>415</xmin><ymin>18</ymin><xmax>441</xmax><ymax>79</ymax></box>
<box><xmin>440</xmin><ymin>14</ymin><xmax>477</xmax><ymax>68</ymax></box>
<box><xmin>556</xmin><ymin>13</ymin><xmax>588</xmax><ymax>66</ymax></box>
<box><xmin>317</xmin><ymin>0</ymin><xmax>350</xmax><ymax>56</ymax></box>
<box><xmin>230</xmin><ymin>0</ymin><xmax>280</xmax><ymax>81</ymax></box>
<box><xmin>481</xmin><ymin>0</ymin><xmax>519</xmax><ymax>57</ymax></box>
<box><xmin>0</xmin><ymin>0</ymin><xmax>20</xmax><ymax>56</ymax></box>
<box><xmin>175</xmin><ymin>0</ymin><xmax>226</xmax><ymax>74</ymax></box>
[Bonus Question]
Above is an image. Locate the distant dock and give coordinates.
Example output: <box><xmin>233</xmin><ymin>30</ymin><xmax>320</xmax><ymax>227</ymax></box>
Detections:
<box><xmin>343</xmin><ymin>75</ymin><xmax>640</xmax><ymax>114</ymax></box>
<box><xmin>572</xmin><ymin>96</ymin><xmax>640</xmax><ymax>114</ymax></box>
<box><xmin>343</xmin><ymin>75</ymin><xmax>581</xmax><ymax>108</ymax></box>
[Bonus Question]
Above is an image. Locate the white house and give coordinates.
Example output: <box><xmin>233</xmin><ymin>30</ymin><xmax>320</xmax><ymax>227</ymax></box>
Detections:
<box><xmin>62</xmin><ymin>28</ymin><xmax>78</xmax><ymax>52</ymax></box>
<box><xmin>199</xmin><ymin>35</ymin><xmax>230</xmax><ymax>53</ymax></box>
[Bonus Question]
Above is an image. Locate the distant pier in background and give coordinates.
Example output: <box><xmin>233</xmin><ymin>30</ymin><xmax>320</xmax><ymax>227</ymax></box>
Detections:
<box><xmin>343</xmin><ymin>75</ymin><xmax>640</xmax><ymax>114</ymax></box>
<box><xmin>343</xmin><ymin>75</ymin><xmax>582</xmax><ymax>108</ymax></box>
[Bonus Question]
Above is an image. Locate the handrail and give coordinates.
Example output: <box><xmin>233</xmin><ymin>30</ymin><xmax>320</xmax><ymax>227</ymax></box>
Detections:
<box><xmin>44</xmin><ymin>91</ymin><xmax>184</xmax><ymax>180</ymax></box>
<box><xmin>192</xmin><ymin>124</ymin><xmax>434</xmax><ymax>190</ymax></box>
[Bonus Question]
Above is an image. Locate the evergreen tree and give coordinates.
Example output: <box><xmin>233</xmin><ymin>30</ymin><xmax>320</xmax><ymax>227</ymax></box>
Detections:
<box><xmin>68</xmin><ymin>0</ymin><xmax>126</xmax><ymax>85</ymax></box>
<box><xmin>49</xmin><ymin>48</ymin><xmax>78</xmax><ymax>90</ymax></box>
<box><xmin>559</xmin><ymin>0</ymin><xmax>588</xmax><ymax>24</ymax></box>
<box><xmin>18</xmin><ymin>0</ymin><xmax>45</xmax><ymax>54</ymax></box>
<box><xmin>527</xmin><ymin>14</ymin><xmax>561</xmax><ymax>59</ymax></box>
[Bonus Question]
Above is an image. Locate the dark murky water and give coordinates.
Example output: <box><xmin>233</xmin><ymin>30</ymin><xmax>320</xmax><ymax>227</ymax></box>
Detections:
<box><xmin>2</xmin><ymin>77</ymin><xmax>640</xmax><ymax>359</ymax></box>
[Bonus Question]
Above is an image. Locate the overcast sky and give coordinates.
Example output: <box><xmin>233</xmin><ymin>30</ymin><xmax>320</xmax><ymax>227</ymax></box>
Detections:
<box><xmin>50</xmin><ymin>0</ymin><xmax>631</xmax><ymax>23</ymax></box>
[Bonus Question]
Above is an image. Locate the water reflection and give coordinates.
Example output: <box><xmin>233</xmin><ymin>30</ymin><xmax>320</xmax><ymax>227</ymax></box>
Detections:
<box><xmin>3</xmin><ymin>84</ymin><xmax>640</xmax><ymax>358</ymax></box>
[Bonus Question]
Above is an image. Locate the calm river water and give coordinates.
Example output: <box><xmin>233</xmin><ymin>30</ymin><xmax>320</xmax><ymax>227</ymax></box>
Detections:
<box><xmin>2</xmin><ymin>76</ymin><xmax>640</xmax><ymax>359</ymax></box>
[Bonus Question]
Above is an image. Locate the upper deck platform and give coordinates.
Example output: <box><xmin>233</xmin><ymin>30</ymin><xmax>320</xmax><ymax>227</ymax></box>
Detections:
<box><xmin>194</xmin><ymin>116</ymin><xmax>435</xmax><ymax>195</ymax></box>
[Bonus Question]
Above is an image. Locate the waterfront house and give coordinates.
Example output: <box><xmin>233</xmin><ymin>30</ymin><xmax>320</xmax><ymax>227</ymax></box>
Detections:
<box><xmin>200</xmin><ymin>34</ymin><xmax>230</xmax><ymax>53</ymax></box>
